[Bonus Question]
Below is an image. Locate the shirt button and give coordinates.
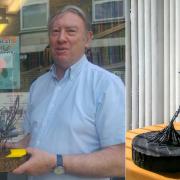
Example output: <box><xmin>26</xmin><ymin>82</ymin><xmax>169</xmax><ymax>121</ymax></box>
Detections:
<box><xmin>49</xmin><ymin>103</ymin><xmax>55</xmax><ymax>109</ymax></box>
<box><xmin>57</xmin><ymin>86</ymin><xmax>61</xmax><ymax>90</ymax></box>
<box><xmin>36</xmin><ymin>140</ymin><xmax>40</xmax><ymax>146</ymax></box>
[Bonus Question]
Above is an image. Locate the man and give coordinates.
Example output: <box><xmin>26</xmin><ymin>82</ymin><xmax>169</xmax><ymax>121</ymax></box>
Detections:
<box><xmin>12</xmin><ymin>5</ymin><xmax>125</xmax><ymax>180</ymax></box>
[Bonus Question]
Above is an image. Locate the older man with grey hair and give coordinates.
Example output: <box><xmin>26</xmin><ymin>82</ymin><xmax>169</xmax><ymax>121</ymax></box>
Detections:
<box><xmin>11</xmin><ymin>5</ymin><xmax>125</xmax><ymax>180</ymax></box>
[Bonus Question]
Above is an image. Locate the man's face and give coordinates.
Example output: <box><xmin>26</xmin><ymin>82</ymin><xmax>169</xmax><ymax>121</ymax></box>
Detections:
<box><xmin>49</xmin><ymin>12</ymin><xmax>92</xmax><ymax>68</ymax></box>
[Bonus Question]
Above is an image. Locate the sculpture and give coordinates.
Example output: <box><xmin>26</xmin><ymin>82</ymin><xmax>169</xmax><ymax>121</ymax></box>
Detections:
<box><xmin>0</xmin><ymin>95</ymin><xmax>28</xmax><ymax>172</ymax></box>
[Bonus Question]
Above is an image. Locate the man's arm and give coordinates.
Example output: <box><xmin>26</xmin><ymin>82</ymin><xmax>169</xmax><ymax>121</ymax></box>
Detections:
<box><xmin>63</xmin><ymin>144</ymin><xmax>125</xmax><ymax>177</ymax></box>
<box><xmin>13</xmin><ymin>144</ymin><xmax>125</xmax><ymax>177</ymax></box>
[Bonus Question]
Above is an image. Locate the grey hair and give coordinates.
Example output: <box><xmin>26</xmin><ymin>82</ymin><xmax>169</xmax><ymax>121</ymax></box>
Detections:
<box><xmin>48</xmin><ymin>5</ymin><xmax>91</xmax><ymax>33</ymax></box>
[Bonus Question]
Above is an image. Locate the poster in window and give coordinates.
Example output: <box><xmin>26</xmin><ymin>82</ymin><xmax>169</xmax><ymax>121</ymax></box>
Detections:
<box><xmin>0</xmin><ymin>36</ymin><xmax>20</xmax><ymax>89</ymax></box>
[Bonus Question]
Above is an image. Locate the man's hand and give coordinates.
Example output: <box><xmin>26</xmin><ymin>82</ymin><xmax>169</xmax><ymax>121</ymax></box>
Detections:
<box><xmin>13</xmin><ymin>147</ymin><xmax>56</xmax><ymax>176</ymax></box>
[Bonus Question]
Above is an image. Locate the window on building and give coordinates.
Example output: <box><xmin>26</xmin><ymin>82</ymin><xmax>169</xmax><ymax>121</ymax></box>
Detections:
<box><xmin>92</xmin><ymin>0</ymin><xmax>124</xmax><ymax>23</ymax></box>
<box><xmin>21</xmin><ymin>1</ymin><xmax>48</xmax><ymax>31</ymax></box>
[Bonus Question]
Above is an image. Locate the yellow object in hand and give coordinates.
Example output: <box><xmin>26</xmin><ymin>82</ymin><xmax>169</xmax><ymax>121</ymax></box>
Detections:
<box><xmin>6</xmin><ymin>149</ymin><xmax>27</xmax><ymax>158</ymax></box>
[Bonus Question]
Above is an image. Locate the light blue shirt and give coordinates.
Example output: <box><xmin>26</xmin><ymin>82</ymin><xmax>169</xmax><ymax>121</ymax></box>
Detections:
<box><xmin>24</xmin><ymin>55</ymin><xmax>125</xmax><ymax>180</ymax></box>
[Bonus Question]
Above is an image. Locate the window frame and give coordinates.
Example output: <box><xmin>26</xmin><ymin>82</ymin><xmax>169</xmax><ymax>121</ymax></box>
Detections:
<box><xmin>20</xmin><ymin>0</ymin><xmax>49</xmax><ymax>31</ymax></box>
<box><xmin>92</xmin><ymin>0</ymin><xmax>124</xmax><ymax>24</ymax></box>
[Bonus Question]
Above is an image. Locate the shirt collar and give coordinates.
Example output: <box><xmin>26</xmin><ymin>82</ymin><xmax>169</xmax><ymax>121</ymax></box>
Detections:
<box><xmin>50</xmin><ymin>55</ymin><xmax>87</xmax><ymax>81</ymax></box>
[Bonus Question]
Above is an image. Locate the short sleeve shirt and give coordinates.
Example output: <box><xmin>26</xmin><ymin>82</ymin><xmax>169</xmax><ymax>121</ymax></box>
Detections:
<box><xmin>24</xmin><ymin>55</ymin><xmax>125</xmax><ymax>180</ymax></box>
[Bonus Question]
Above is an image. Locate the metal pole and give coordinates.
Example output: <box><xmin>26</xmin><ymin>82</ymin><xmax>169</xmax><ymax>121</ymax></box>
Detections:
<box><xmin>176</xmin><ymin>0</ymin><xmax>180</xmax><ymax>121</ymax></box>
<box><xmin>131</xmin><ymin>0</ymin><xmax>139</xmax><ymax>129</ymax></box>
<box><xmin>144</xmin><ymin>0</ymin><xmax>152</xmax><ymax>126</ymax></box>
<box><xmin>125</xmin><ymin>0</ymin><xmax>132</xmax><ymax>130</ymax></box>
<box><xmin>170</xmin><ymin>0</ymin><xmax>176</xmax><ymax>118</ymax></box>
<box><xmin>164</xmin><ymin>0</ymin><xmax>170</xmax><ymax>124</ymax></box>
<box><xmin>138</xmin><ymin>0</ymin><xmax>145</xmax><ymax>128</ymax></box>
